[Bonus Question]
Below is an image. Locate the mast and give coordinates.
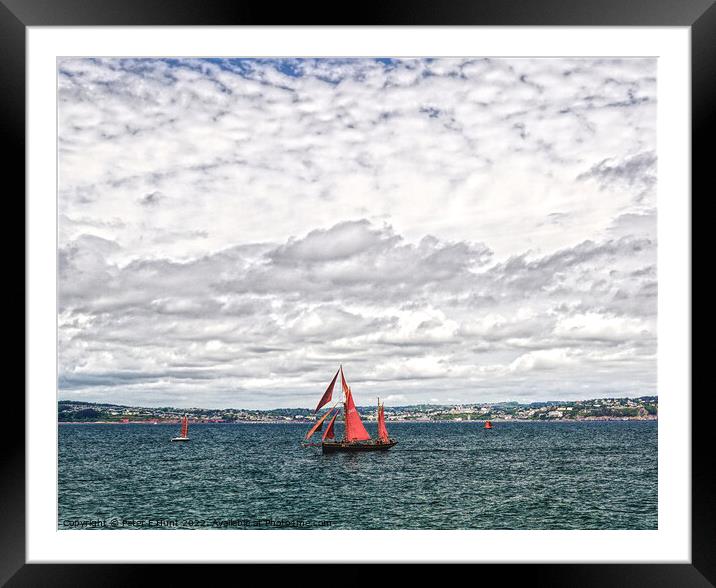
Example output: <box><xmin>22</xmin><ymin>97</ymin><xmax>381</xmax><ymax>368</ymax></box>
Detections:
<box><xmin>341</xmin><ymin>365</ymin><xmax>348</xmax><ymax>441</ymax></box>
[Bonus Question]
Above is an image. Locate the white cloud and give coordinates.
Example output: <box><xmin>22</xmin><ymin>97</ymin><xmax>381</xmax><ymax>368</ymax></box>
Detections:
<box><xmin>509</xmin><ymin>348</ymin><xmax>578</xmax><ymax>373</ymax></box>
<box><xmin>57</xmin><ymin>57</ymin><xmax>657</xmax><ymax>408</ymax></box>
<box><xmin>554</xmin><ymin>312</ymin><xmax>653</xmax><ymax>342</ymax></box>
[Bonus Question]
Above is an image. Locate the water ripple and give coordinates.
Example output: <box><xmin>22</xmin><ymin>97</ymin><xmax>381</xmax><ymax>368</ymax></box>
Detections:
<box><xmin>59</xmin><ymin>421</ymin><xmax>657</xmax><ymax>530</ymax></box>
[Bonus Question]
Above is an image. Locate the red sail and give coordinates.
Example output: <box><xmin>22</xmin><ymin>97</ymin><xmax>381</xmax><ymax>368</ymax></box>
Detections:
<box><xmin>305</xmin><ymin>408</ymin><xmax>333</xmax><ymax>440</ymax></box>
<box><xmin>377</xmin><ymin>404</ymin><xmax>389</xmax><ymax>442</ymax></box>
<box><xmin>315</xmin><ymin>369</ymin><xmax>339</xmax><ymax>413</ymax></box>
<box><xmin>181</xmin><ymin>416</ymin><xmax>188</xmax><ymax>438</ymax></box>
<box><xmin>322</xmin><ymin>412</ymin><xmax>338</xmax><ymax>441</ymax></box>
<box><xmin>340</xmin><ymin>366</ymin><xmax>350</xmax><ymax>397</ymax></box>
<box><xmin>343</xmin><ymin>388</ymin><xmax>371</xmax><ymax>441</ymax></box>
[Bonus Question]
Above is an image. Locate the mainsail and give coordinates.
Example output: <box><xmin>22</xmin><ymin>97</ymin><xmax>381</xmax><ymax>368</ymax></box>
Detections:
<box><xmin>377</xmin><ymin>403</ymin><xmax>389</xmax><ymax>442</ymax></box>
<box><xmin>180</xmin><ymin>415</ymin><xmax>188</xmax><ymax>438</ymax></box>
<box><xmin>315</xmin><ymin>369</ymin><xmax>339</xmax><ymax>413</ymax></box>
<box><xmin>343</xmin><ymin>387</ymin><xmax>371</xmax><ymax>441</ymax></box>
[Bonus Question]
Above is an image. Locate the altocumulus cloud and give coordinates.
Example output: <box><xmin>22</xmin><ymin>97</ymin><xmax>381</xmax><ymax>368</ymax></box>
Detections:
<box><xmin>58</xmin><ymin>57</ymin><xmax>657</xmax><ymax>408</ymax></box>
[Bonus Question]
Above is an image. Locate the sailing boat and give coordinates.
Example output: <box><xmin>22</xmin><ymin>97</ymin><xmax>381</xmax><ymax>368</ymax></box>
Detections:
<box><xmin>304</xmin><ymin>366</ymin><xmax>397</xmax><ymax>454</ymax></box>
<box><xmin>484</xmin><ymin>420</ymin><xmax>493</xmax><ymax>429</ymax></box>
<box><xmin>171</xmin><ymin>415</ymin><xmax>190</xmax><ymax>442</ymax></box>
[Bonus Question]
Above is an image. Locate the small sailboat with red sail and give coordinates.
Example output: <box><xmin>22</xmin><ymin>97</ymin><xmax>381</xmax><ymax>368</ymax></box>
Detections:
<box><xmin>484</xmin><ymin>420</ymin><xmax>493</xmax><ymax>429</ymax></box>
<box><xmin>304</xmin><ymin>366</ymin><xmax>397</xmax><ymax>454</ymax></box>
<box><xmin>171</xmin><ymin>415</ymin><xmax>190</xmax><ymax>442</ymax></box>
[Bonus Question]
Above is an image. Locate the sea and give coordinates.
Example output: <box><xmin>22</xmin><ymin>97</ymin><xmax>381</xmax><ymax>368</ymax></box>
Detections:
<box><xmin>58</xmin><ymin>421</ymin><xmax>657</xmax><ymax>530</ymax></box>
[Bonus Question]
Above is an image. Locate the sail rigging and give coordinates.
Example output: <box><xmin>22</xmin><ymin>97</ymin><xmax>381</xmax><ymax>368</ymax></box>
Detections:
<box><xmin>304</xmin><ymin>365</ymin><xmax>396</xmax><ymax>452</ymax></box>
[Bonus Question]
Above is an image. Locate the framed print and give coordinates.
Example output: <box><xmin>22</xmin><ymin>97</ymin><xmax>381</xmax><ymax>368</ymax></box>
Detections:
<box><xmin>9</xmin><ymin>0</ymin><xmax>709</xmax><ymax>584</ymax></box>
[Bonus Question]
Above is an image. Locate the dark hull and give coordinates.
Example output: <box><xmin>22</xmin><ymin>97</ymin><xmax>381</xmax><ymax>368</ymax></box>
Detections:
<box><xmin>322</xmin><ymin>440</ymin><xmax>397</xmax><ymax>454</ymax></box>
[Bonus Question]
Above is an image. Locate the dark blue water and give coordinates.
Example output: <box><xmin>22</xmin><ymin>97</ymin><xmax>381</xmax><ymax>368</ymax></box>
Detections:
<box><xmin>58</xmin><ymin>421</ymin><xmax>657</xmax><ymax>530</ymax></box>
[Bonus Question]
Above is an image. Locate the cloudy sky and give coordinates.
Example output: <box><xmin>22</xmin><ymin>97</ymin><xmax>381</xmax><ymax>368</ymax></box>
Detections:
<box><xmin>57</xmin><ymin>57</ymin><xmax>657</xmax><ymax>409</ymax></box>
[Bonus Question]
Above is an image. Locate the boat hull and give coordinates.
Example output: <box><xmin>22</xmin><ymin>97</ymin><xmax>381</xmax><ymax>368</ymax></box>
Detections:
<box><xmin>170</xmin><ymin>437</ymin><xmax>190</xmax><ymax>442</ymax></box>
<box><xmin>322</xmin><ymin>440</ymin><xmax>397</xmax><ymax>454</ymax></box>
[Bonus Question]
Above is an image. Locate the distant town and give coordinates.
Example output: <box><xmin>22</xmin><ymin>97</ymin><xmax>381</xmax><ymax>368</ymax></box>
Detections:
<box><xmin>58</xmin><ymin>396</ymin><xmax>657</xmax><ymax>424</ymax></box>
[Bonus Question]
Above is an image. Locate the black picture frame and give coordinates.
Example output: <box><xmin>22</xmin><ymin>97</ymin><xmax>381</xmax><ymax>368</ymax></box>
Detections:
<box><xmin>7</xmin><ymin>0</ymin><xmax>708</xmax><ymax>584</ymax></box>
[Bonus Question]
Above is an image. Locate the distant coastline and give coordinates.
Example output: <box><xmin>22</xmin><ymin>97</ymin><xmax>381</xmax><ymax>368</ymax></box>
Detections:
<box><xmin>60</xmin><ymin>417</ymin><xmax>657</xmax><ymax>425</ymax></box>
<box><xmin>58</xmin><ymin>396</ymin><xmax>657</xmax><ymax>425</ymax></box>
